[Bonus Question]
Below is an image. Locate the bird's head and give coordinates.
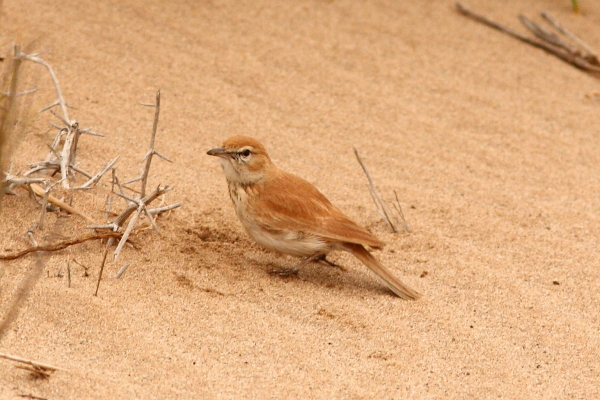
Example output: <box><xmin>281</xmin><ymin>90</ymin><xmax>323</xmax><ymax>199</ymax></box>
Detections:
<box><xmin>207</xmin><ymin>135</ymin><xmax>273</xmax><ymax>184</ymax></box>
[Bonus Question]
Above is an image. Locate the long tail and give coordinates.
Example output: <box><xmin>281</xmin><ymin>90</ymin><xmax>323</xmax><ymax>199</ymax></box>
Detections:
<box><xmin>344</xmin><ymin>243</ymin><xmax>421</xmax><ymax>300</ymax></box>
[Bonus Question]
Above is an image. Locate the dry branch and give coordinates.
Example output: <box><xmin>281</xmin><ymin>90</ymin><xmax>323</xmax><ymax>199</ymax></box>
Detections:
<box><xmin>456</xmin><ymin>2</ymin><xmax>600</xmax><ymax>74</ymax></box>
<box><xmin>0</xmin><ymin>231</ymin><xmax>123</xmax><ymax>260</ymax></box>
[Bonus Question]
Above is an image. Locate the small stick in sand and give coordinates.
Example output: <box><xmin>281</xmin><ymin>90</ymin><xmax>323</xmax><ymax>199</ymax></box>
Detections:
<box><xmin>0</xmin><ymin>351</ymin><xmax>67</xmax><ymax>375</ymax></box>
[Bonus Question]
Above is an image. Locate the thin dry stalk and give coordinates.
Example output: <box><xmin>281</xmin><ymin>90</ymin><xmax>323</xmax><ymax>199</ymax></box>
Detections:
<box><xmin>94</xmin><ymin>246</ymin><xmax>109</xmax><ymax>296</ymax></box>
<box><xmin>21</xmin><ymin>54</ymin><xmax>70</xmax><ymax>123</ymax></box>
<box><xmin>353</xmin><ymin>147</ymin><xmax>397</xmax><ymax>233</ymax></box>
<box><xmin>393</xmin><ymin>190</ymin><xmax>411</xmax><ymax>233</ymax></box>
<box><xmin>67</xmin><ymin>255</ymin><xmax>71</xmax><ymax>288</ymax></box>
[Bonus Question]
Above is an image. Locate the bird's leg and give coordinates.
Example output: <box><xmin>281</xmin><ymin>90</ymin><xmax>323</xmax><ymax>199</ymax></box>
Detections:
<box><xmin>315</xmin><ymin>254</ymin><xmax>347</xmax><ymax>271</ymax></box>
<box><xmin>268</xmin><ymin>252</ymin><xmax>325</xmax><ymax>277</ymax></box>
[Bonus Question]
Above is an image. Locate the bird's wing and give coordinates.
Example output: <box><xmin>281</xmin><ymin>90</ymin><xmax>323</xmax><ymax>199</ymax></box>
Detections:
<box><xmin>250</xmin><ymin>170</ymin><xmax>384</xmax><ymax>248</ymax></box>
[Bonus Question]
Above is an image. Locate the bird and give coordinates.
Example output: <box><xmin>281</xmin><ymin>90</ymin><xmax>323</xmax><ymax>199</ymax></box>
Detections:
<box><xmin>207</xmin><ymin>135</ymin><xmax>421</xmax><ymax>300</ymax></box>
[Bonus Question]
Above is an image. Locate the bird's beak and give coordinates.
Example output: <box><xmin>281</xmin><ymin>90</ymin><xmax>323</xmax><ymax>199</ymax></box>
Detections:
<box><xmin>207</xmin><ymin>147</ymin><xmax>230</xmax><ymax>159</ymax></box>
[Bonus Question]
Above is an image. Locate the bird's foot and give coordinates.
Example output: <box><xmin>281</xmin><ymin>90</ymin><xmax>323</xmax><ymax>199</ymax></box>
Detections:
<box><xmin>315</xmin><ymin>254</ymin><xmax>347</xmax><ymax>271</ymax></box>
<box><xmin>268</xmin><ymin>267</ymin><xmax>305</xmax><ymax>280</ymax></box>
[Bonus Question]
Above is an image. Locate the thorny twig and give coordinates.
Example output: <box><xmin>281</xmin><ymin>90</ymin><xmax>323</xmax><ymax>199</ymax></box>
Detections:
<box><xmin>13</xmin><ymin>51</ymin><xmax>113</xmax><ymax>189</ymax></box>
<box><xmin>90</xmin><ymin>90</ymin><xmax>180</xmax><ymax>294</ymax></box>
<box><xmin>124</xmin><ymin>90</ymin><xmax>172</xmax><ymax>197</ymax></box>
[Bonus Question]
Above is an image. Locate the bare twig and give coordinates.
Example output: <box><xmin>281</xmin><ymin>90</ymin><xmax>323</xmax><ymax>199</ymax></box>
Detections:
<box><xmin>71</xmin><ymin>257</ymin><xmax>91</xmax><ymax>277</ymax></box>
<box><xmin>17</xmin><ymin>393</ymin><xmax>48</xmax><ymax>400</ymax></box>
<box><xmin>2</xmin><ymin>164</ymin><xmax>46</xmax><ymax>195</ymax></box>
<box><xmin>37</xmin><ymin>180</ymin><xmax>51</xmax><ymax>230</ymax></box>
<box><xmin>67</xmin><ymin>255</ymin><xmax>72</xmax><ymax>288</ymax></box>
<box><xmin>0</xmin><ymin>231</ymin><xmax>123</xmax><ymax>260</ymax></box>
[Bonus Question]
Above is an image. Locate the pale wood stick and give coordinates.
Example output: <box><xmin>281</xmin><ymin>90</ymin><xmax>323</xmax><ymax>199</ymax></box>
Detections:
<box><xmin>28</xmin><ymin>183</ymin><xmax>96</xmax><ymax>224</ymax></box>
<box><xmin>0</xmin><ymin>351</ymin><xmax>67</xmax><ymax>372</ymax></box>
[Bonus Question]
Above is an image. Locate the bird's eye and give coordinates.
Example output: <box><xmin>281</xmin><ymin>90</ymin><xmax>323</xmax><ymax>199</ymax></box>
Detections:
<box><xmin>240</xmin><ymin>149</ymin><xmax>251</xmax><ymax>158</ymax></box>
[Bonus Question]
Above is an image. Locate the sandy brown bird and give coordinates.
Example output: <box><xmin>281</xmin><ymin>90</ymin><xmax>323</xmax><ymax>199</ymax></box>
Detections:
<box><xmin>207</xmin><ymin>135</ymin><xmax>421</xmax><ymax>300</ymax></box>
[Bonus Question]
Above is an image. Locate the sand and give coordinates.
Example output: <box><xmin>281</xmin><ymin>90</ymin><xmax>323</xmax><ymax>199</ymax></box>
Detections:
<box><xmin>1</xmin><ymin>0</ymin><xmax>599</xmax><ymax>398</ymax></box>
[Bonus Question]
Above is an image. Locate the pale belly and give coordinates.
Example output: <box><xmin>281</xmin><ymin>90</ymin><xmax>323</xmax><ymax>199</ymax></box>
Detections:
<box><xmin>243</xmin><ymin>223</ymin><xmax>330</xmax><ymax>257</ymax></box>
<box><xmin>228</xmin><ymin>182</ymin><xmax>330</xmax><ymax>257</ymax></box>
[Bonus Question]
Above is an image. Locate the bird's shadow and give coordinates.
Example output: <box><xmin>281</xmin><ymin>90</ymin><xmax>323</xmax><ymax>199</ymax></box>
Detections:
<box><xmin>263</xmin><ymin>255</ymin><xmax>398</xmax><ymax>298</ymax></box>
